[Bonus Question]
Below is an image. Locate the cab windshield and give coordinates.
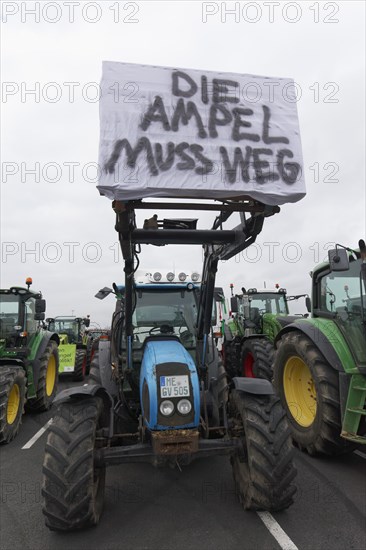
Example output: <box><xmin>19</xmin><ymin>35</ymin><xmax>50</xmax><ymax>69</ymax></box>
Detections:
<box><xmin>49</xmin><ymin>319</ymin><xmax>79</xmax><ymax>343</ymax></box>
<box><xmin>132</xmin><ymin>288</ymin><xmax>198</xmax><ymax>348</ymax></box>
<box><xmin>248</xmin><ymin>293</ymin><xmax>288</xmax><ymax>315</ymax></box>
<box><xmin>0</xmin><ymin>294</ymin><xmax>20</xmax><ymax>339</ymax></box>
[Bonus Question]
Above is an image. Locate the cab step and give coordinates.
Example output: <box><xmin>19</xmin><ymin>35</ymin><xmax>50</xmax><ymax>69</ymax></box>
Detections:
<box><xmin>341</xmin><ymin>374</ymin><xmax>366</xmax><ymax>444</ymax></box>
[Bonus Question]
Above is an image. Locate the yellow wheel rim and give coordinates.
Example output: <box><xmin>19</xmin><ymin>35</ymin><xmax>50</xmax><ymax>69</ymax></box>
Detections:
<box><xmin>46</xmin><ymin>354</ymin><xmax>56</xmax><ymax>397</ymax></box>
<box><xmin>7</xmin><ymin>384</ymin><xmax>20</xmax><ymax>425</ymax></box>
<box><xmin>283</xmin><ymin>356</ymin><xmax>317</xmax><ymax>427</ymax></box>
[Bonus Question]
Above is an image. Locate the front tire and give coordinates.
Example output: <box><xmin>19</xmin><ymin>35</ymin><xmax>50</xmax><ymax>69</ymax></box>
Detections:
<box><xmin>27</xmin><ymin>340</ymin><xmax>59</xmax><ymax>412</ymax></box>
<box><xmin>42</xmin><ymin>396</ymin><xmax>106</xmax><ymax>530</ymax></box>
<box><xmin>0</xmin><ymin>367</ymin><xmax>26</xmax><ymax>444</ymax></box>
<box><xmin>73</xmin><ymin>349</ymin><xmax>87</xmax><ymax>381</ymax></box>
<box><xmin>273</xmin><ymin>331</ymin><xmax>354</xmax><ymax>455</ymax></box>
<box><xmin>230</xmin><ymin>390</ymin><xmax>296</xmax><ymax>511</ymax></box>
<box><xmin>241</xmin><ymin>338</ymin><xmax>274</xmax><ymax>381</ymax></box>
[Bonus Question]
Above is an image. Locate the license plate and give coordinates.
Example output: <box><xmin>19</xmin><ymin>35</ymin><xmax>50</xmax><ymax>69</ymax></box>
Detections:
<box><xmin>160</xmin><ymin>375</ymin><xmax>190</xmax><ymax>398</ymax></box>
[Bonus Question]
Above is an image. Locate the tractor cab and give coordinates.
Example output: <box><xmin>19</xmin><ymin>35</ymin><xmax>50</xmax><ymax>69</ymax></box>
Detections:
<box><xmin>96</xmin><ymin>272</ymin><xmax>217</xmax><ymax>399</ymax></box>
<box><xmin>231</xmin><ymin>288</ymin><xmax>289</xmax><ymax>335</ymax></box>
<box><xmin>0</xmin><ymin>282</ymin><xmax>46</xmax><ymax>349</ymax></box>
<box><xmin>125</xmin><ymin>283</ymin><xmax>198</xmax><ymax>349</ymax></box>
<box><xmin>312</xmin><ymin>246</ymin><xmax>366</xmax><ymax>366</ymax></box>
<box><xmin>47</xmin><ymin>316</ymin><xmax>90</xmax><ymax>345</ymax></box>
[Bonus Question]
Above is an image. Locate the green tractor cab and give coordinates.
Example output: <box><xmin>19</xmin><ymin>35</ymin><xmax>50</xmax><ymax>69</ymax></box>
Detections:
<box><xmin>274</xmin><ymin>240</ymin><xmax>366</xmax><ymax>455</ymax></box>
<box><xmin>222</xmin><ymin>287</ymin><xmax>310</xmax><ymax>380</ymax></box>
<box><xmin>47</xmin><ymin>315</ymin><xmax>90</xmax><ymax>381</ymax></box>
<box><xmin>0</xmin><ymin>278</ymin><xmax>59</xmax><ymax>443</ymax></box>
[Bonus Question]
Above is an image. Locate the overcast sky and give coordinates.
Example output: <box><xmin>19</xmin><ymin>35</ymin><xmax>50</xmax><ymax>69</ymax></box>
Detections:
<box><xmin>1</xmin><ymin>1</ymin><xmax>365</xmax><ymax>326</ymax></box>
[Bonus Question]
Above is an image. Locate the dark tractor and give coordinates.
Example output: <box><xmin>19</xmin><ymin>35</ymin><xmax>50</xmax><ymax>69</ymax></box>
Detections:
<box><xmin>222</xmin><ymin>287</ymin><xmax>310</xmax><ymax>381</ymax></box>
<box><xmin>47</xmin><ymin>315</ymin><xmax>90</xmax><ymax>381</ymax></box>
<box><xmin>42</xmin><ymin>199</ymin><xmax>296</xmax><ymax>530</ymax></box>
<box><xmin>273</xmin><ymin>240</ymin><xmax>366</xmax><ymax>455</ymax></box>
<box><xmin>0</xmin><ymin>278</ymin><xmax>59</xmax><ymax>443</ymax></box>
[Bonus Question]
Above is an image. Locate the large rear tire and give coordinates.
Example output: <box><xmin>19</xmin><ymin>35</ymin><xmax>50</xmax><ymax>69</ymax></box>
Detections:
<box><xmin>273</xmin><ymin>331</ymin><xmax>355</xmax><ymax>456</ymax></box>
<box><xmin>230</xmin><ymin>390</ymin><xmax>296</xmax><ymax>511</ymax></box>
<box><xmin>42</xmin><ymin>396</ymin><xmax>106</xmax><ymax>530</ymax></box>
<box><xmin>0</xmin><ymin>367</ymin><xmax>26</xmax><ymax>444</ymax></box>
<box><xmin>73</xmin><ymin>349</ymin><xmax>87</xmax><ymax>382</ymax></box>
<box><xmin>27</xmin><ymin>340</ymin><xmax>59</xmax><ymax>412</ymax></box>
<box><xmin>241</xmin><ymin>338</ymin><xmax>274</xmax><ymax>381</ymax></box>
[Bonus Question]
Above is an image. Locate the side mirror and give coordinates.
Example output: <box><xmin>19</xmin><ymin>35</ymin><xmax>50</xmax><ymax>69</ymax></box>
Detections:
<box><xmin>230</xmin><ymin>296</ymin><xmax>238</xmax><ymax>313</ymax></box>
<box><xmin>305</xmin><ymin>296</ymin><xmax>311</xmax><ymax>313</ymax></box>
<box><xmin>328</xmin><ymin>248</ymin><xmax>349</xmax><ymax>272</ymax></box>
<box><xmin>84</xmin><ymin>317</ymin><xmax>90</xmax><ymax>327</ymax></box>
<box><xmin>95</xmin><ymin>287</ymin><xmax>113</xmax><ymax>300</ymax></box>
<box><xmin>214</xmin><ymin>287</ymin><xmax>224</xmax><ymax>302</ymax></box>
<box><xmin>35</xmin><ymin>298</ymin><xmax>46</xmax><ymax>313</ymax></box>
<box><xmin>35</xmin><ymin>312</ymin><xmax>45</xmax><ymax>321</ymax></box>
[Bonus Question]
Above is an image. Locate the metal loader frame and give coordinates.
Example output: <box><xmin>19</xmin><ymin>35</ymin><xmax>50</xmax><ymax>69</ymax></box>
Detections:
<box><xmin>99</xmin><ymin>198</ymin><xmax>279</xmax><ymax>463</ymax></box>
<box><xmin>59</xmin><ymin>198</ymin><xmax>280</xmax><ymax>465</ymax></box>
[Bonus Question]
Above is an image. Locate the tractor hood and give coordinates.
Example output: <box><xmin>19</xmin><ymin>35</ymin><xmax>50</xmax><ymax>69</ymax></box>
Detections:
<box><xmin>139</xmin><ymin>338</ymin><xmax>200</xmax><ymax>431</ymax></box>
<box><xmin>142</xmin><ymin>337</ymin><xmax>195</xmax><ymax>367</ymax></box>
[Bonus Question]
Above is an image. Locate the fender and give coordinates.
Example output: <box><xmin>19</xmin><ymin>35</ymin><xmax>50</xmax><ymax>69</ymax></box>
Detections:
<box><xmin>53</xmin><ymin>384</ymin><xmax>114</xmax><ymax>437</ymax></box>
<box><xmin>32</xmin><ymin>331</ymin><xmax>60</xmax><ymax>389</ymax></box>
<box><xmin>241</xmin><ymin>334</ymin><xmax>268</xmax><ymax>342</ymax></box>
<box><xmin>224</xmin><ymin>324</ymin><xmax>234</xmax><ymax>343</ymax></box>
<box><xmin>274</xmin><ymin>321</ymin><xmax>344</xmax><ymax>372</ymax></box>
<box><xmin>232</xmin><ymin>377</ymin><xmax>274</xmax><ymax>395</ymax></box>
<box><xmin>97</xmin><ymin>340</ymin><xmax>119</xmax><ymax>397</ymax></box>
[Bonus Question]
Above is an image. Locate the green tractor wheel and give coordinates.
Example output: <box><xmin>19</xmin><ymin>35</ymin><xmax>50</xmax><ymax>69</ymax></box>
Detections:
<box><xmin>73</xmin><ymin>349</ymin><xmax>87</xmax><ymax>382</ymax></box>
<box><xmin>42</xmin><ymin>396</ymin><xmax>106</xmax><ymax>530</ymax></box>
<box><xmin>27</xmin><ymin>340</ymin><xmax>59</xmax><ymax>412</ymax></box>
<box><xmin>274</xmin><ymin>331</ymin><xmax>355</xmax><ymax>456</ymax></box>
<box><xmin>230</xmin><ymin>390</ymin><xmax>296</xmax><ymax>511</ymax></box>
<box><xmin>240</xmin><ymin>339</ymin><xmax>274</xmax><ymax>381</ymax></box>
<box><xmin>0</xmin><ymin>367</ymin><xmax>26</xmax><ymax>444</ymax></box>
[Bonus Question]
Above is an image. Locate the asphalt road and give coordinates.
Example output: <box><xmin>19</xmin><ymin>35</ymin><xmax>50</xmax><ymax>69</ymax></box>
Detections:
<box><xmin>1</xmin><ymin>379</ymin><xmax>365</xmax><ymax>550</ymax></box>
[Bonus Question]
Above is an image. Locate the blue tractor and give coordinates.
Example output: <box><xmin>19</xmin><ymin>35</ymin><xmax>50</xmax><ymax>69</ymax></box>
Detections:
<box><xmin>41</xmin><ymin>199</ymin><xmax>297</xmax><ymax>530</ymax></box>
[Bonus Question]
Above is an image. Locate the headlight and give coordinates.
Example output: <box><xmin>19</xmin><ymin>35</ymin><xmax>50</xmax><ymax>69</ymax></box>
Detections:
<box><xmin>166</xmin><ymin>272</ymin><xmax>175</xmax><ymax>282</ymax></box>
<box><xmin>177</xmin><ymin>399</ymin><xmax>192</xmax><ymax>415</ymax></box>
<box><xmin>153</xmin><ymin>271</ymin><xmax>162</xmax><ymax>282</ymax></box>
<box><xmin>191</xmin><ymin>272</ymin><xmax>200</xmax><ymax>282</ymax></box>
<box><xmin>178</xmin><ymin>272</ymin><xmax>187</xmax><ymax>282</ymax></box>
<box><xmin>160</xmin><ymin>400</ymin><xmax>174</xmax><ymax>416</ymax></box>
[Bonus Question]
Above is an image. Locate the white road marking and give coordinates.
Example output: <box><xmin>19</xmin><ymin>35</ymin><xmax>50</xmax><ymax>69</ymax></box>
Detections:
<box><xmin>21</xmin><ymin>419</ymin><xmax>53</xmax><ymax>449</ymax></box>
<box><xmin>257</xmin><ymin>511</ymin><xmax>299</xmax><ymax>550</ymax></box>
<box><xmin>354</xmin><ymin>450</ymin><xmax>366</xmax><ymax>459</ymax></box>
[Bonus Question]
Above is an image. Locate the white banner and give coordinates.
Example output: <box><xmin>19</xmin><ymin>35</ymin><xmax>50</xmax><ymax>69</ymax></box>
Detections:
<box><xmin>97</xmin><ymin>61</ymin><xmax>305</xmax><ymax>205</ymax></box>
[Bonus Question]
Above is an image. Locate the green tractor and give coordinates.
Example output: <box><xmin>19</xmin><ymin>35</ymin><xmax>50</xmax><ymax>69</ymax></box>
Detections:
<box><xmin>273</xmin><ymin>240</ymin><xmax>366</xmax><ymax>455</ymax></box>
<box><xmin>222</xmin><ymin>286</ymin><xmax>310</xmax><ymax>380</ymax></box>
<box><xmin>46</xmin><ymin>316</ymin><xmax>90</xmax><ymax>381</ymax></box>
<box><xmin>0</xmin><ymin>278</ymin><xmax>59</xmax><ymax>443</ymax></box>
